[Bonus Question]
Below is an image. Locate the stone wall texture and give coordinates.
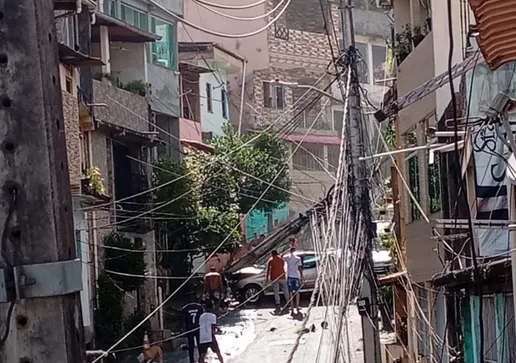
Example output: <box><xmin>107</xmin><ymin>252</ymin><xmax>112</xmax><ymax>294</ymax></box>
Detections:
<box><xmin>62</xmin><ymin>90</ymin><xmax>82</xmax><ymax>188</ymax></box>
<box><xmin>93</xmin><ymin>79</ymin><xmax>150</xmax><ymax>134</ymax></box>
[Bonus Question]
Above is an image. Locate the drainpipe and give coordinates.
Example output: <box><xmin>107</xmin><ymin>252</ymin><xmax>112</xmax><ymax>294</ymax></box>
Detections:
<box><xmin>237</xmin><ymin>59</ymin><xmax>247</xmax><ymax>136</ymax></box>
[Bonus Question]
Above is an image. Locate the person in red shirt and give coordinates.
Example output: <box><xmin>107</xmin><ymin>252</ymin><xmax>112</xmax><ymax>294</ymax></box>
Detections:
<box><xmin>266</xmin><ymin>250</ymin><xmax>289</xmax><ymax>314</ymax></box>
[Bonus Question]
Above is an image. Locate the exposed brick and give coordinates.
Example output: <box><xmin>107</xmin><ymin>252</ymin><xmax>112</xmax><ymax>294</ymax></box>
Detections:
<box><xmin>62</xmin><ymin>90</ymin><xmax>81</xmax><ymax>188</ymax></box>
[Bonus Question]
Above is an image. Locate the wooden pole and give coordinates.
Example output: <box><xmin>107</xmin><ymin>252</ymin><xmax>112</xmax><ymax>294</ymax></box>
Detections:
<box><xmin>0</xmin><ymin>1</ymin><xmax>85</xmax><ymax>362</ymax></box>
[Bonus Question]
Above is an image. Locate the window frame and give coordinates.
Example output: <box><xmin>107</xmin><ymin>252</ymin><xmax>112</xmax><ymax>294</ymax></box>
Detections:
<box><xmin>105</xmin><ymin>0</ymin><xmax>117</xmax><ymax>17</ymax></box>
<box><xmin>262</xmin><ymin>81</ymin><xmax>285</xmax><ymax>109</ymax></box>
<box><xmin>120</xmin><ymin>3</ymin><xmax>148</xmax><ymax>31</ymax></box>
<box><xmin>221</xmin><ymin>88</ymin><xmax>228</xmax><ymax>119</ymax></box>
<box><xmin>151</xmin><ymin>17</ymin><xmax>176</xmax><ymax>69</ymax></box>
<box><xmin>206</xmin><ymin>83</ymin><xmax>213</xmax><ymax>113</ymax></box>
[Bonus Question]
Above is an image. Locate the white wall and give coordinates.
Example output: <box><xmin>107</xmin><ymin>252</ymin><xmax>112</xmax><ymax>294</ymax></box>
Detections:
<box><xmin>180</xmin><ymin>0</ymin><xmax>269</xmax><ymax>73</ymax></box>
<box><xmin>431</xmin><ymin>0</ymin><xmax>464</xmax><ymax>121</ymax></box>
<box><xmin>199</xmin><ymin>66</ymin><xmax>230</xmax><ymax>137</ymax></box>
<box><xmin>72</xmin><ymin>199</ymin><xmax>92</xmax><ymax>332</ymax></box>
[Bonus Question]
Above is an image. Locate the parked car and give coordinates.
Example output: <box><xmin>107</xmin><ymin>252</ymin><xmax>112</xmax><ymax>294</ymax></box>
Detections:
<box><xmin>229</xmin><ymin>251</ymin><xmax>321</xmax><ymax>304</ymax></box>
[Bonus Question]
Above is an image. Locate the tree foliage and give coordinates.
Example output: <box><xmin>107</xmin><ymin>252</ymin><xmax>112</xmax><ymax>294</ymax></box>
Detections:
<box><xmin>211</xmin><ymin>124</ymin><xmax>291</xmax><ymax>213</ymax></box>
<box><xmin>94</xmin><ymin>273</ymin><xmax>124</xmax><ymax>349</ymax></box>
<box><xmin>104</xmin><ymin>231</ymin><xmax>146</xmax><ymax>292</ymax></box>
<box><xmin>153</xmin><ymin>125</ymin><xmax>291</xmax><ymax>275</ymax></box>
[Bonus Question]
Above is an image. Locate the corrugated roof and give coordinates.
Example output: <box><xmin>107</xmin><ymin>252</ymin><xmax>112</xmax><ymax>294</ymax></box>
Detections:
<box><xmin>469</xmin><ymin>0</ymin><xmax>516</xmax><ymax>70</ymax></box>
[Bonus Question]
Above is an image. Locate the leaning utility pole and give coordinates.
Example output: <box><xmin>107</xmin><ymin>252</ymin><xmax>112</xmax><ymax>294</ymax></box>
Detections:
<box><xmin>339</xmin><ymin>1</ymin><xmax>381</xmax><ymax>363</ymax></box>
<box><xmin>0</xmin><ymin>1</ymin><xmax>85</xmax><ymax>362</ymax></box>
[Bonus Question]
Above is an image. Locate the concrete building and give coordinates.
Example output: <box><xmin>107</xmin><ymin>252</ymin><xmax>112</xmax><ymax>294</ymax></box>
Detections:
<box><xmin>180</xmin><ymin>0</ymin><xmax>390</xmax><ymax>224</ymax></box>
<box><xmin>377</xmin><ymin>0</ymin><xmax>477</xmax><ymax>362</ymax></box>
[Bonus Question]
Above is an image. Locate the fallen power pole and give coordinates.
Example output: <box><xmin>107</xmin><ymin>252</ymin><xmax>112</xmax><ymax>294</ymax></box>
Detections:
<box><xmin>338</xmin><ymin>1</ymin><xmax>381</xmax><ymax>363</ymax></box>
<box><xmin>0</xmin><ymin>1</ymin><xmax>85</xmax><ymax>362</ymax></box>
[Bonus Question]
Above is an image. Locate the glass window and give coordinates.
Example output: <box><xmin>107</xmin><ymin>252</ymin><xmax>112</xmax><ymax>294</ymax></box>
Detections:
<box><xmin>120</xmin><ymin>3</ymin><xmax>147</xmax><ymax>30</ymax></box>
<box><xmin>221</xmin><ymin>89</ymin><xmax>228</xmax><ymax>119</ymax></box>
<box><xmin>292</xmin><ymin>143</ymin><xmax>325</xmax><ymax>171</ymax></box>
<box><xmin>355</xmin><ymin>42</ymin><xmax>370</xmax><ymax>84</ymax></box>
<box><xmin>428</xmin><ymin>152</ymin><xmax>441</xmax><ymax>213</ymax></box>
<box><xmin>302</xmin><ymin>254</ymin><xmax>319</xmax><ymax>269</ymax></box>
<box><xmin>372</xmin><ymin>45</ymin><xmax>387</xmax><ymax>83</ymax></box>
<box><xmin>206</xmin><ymin>83</ymin><xmax>213</xmax><ymax>113</ymax></box>
<box><xmin>75</xmin><ymin>230</ymin><xmax>82</xmax><ymax>259</ymax></box>
<box><xmin>105</xmin><ymin>0</ymin><xmax>117</xmax><ymax>17</ymax></box>
<box><xmin>151</xmin><ymin>17</ymin><xmax>175</xmax><ymax>69</ymax></box>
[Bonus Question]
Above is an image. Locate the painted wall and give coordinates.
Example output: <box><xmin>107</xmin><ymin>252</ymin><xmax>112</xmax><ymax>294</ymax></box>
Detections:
<box><xmin>73</xmin><ymin>200</ymin><xmax>92</xmax><ymax>336</ymax></box>
<box><xmin>244</xmin><ymin>204</ymin><xmax>289</xmax><ymax>242</ymax></box>
<box><xmin>199</xmin><ymin>67</ymin><xmax>229</xmax><ymax>137</ymax></box>
<box><xmin>179</xmin><ymin>117</ymin><xmax>202</xmax><ymax>142</ymax></box>
<box><xmin>180</xmin><ymin>0</ymin><xmax>269</xmax><ymax>73</ymax></box>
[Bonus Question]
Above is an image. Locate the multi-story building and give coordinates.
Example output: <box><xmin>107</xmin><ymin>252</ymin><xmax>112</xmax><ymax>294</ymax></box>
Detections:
<box><xmin>54</xmin><ymin>0</ymin><xmax>105</xmax><ymax>345</ymax></box>
<box><xmin>181</xmin><ymin>0</ymin><xmax>390</xmax><ymax>235</ymax></box>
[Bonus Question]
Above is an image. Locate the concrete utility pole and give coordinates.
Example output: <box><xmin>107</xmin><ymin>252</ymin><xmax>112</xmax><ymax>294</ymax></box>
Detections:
<box><xmin>0</xmin><ymin>1</ymin><xmax>85</xmax><ymax>362</ymax></box>
<box><xmin>339</xmin><ymin>1</ymin><xmax>381</xmax><ymax>363</ymax></box>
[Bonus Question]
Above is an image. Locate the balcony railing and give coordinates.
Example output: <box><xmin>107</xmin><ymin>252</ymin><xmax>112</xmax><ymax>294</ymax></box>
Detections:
<box><xmin>116</xmin><ymin>171</ymin><xmax>153</xmax><ymax>234</ymax></box>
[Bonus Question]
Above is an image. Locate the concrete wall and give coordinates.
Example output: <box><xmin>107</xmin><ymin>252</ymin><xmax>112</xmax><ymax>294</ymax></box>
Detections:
<box><xmin>180</xmin><ymin>0</ymin><xmax>269</xmax><ymax>73</ymax></box>
<box><xmin>148</xmin><ymin>63</ymin><xmax>180</xmax><ymax>117</ymax></box>
<box><xmin>199</xmin><ymin>67</ymin><xmax>229</xmax><ymax>137</ymax></box>
<box><xmin>179</xmin><ymin>117</ymin><xmax>202</xmax><ymax>141</ymax></box>
<box><xmin>397</xmin><ymin>33</ymin><xmax>436</xmax><ymax>134</ymax></box>
<box><xmin>110</xmin><ymin>42</ymin><xmax>147</xmax><ymax>85</ymax></box>
<box><xmin>93</xmin><ymin>79</ymin><xmax>150</xmax><ymax>133</ymax></box>
<box><xmin>62</xmin><ymin>90</ymin><xmax>82</xmax><ymax>188</ymax></box>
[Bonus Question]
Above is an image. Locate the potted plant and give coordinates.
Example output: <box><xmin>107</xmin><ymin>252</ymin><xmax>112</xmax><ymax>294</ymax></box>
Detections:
<box><xmin>394</xmin><ymin>26</ymin><xmax>412</xmax><ymax>65</ymax></box>
<box><xmin>82</xmin><ymin>167</ymin><xmax>106</xmax><ymax>196</ymax></box>
<box><xmin>412</xmin><ymin>26</ymin><xmax>425</xmax><ymax>47</ymax></box>
<box><xmin>121</xmin><ymin>80</ymin><xmax>150</xmax><ymax>97</ymax></box>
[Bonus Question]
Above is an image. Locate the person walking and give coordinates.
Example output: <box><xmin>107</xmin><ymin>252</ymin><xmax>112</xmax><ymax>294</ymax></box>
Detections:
<box><xmin>266</xmin><ymin>250</ymin><xmax>289</xmax><ymax>314</ymax></box>
<box><xmin>203</xmin><ymin>266</ymin><xmax>223</xmax><ymax>316</ymax></box>
<box><xmin>284</xmin><ymin>246</ymin><xmax>303</xmax><ymax>315</ymax></box>
<box><xmin>198</xmin><ymin>301</ymin><xmax>224</xmax><ymax>363</ymax></box>
<box><xmin>182</xmin><ymin>293</ymin><xmax>204</xmax><ymax>363</ymax></box>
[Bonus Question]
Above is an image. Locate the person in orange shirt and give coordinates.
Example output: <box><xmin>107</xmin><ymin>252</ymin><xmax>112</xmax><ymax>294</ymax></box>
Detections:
<box><xmin>266</xmin><ymin>250</ymin><xmax>289</xmax><ymax>314</ymax></box>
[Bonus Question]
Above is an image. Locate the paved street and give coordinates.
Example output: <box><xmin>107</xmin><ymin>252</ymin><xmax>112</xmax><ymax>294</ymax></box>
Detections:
<box><xmin>165</xmin><ymin>301</ymin><xmax>364</xmax><ymax>363</ymax></box>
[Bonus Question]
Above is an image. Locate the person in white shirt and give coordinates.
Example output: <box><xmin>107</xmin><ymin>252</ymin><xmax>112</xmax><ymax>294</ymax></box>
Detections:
<box><xmin>198</xmin><ymin>301</ymin><xmax>224</xmax><ymax>363</ymax></box>
<box><xmin>283</xmin><ymin>247</ymin><xmax>303</xmax><ymax>314</ymax></box>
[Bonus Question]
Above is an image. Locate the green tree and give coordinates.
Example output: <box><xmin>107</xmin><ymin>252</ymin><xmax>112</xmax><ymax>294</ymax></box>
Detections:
<box><xmin>104</xmin><ymin>231</ymin><xmax>146</xmax><ymax>292</ymax></box>
<box><xmin>94</xmin><ymin>273</ymin><xmax>124</xmax><ymax>349</ymax></box>
<box><xmin>211</xmin><ymin>124</ymin><xmax>291</xmax><ymax>214</ymax></box>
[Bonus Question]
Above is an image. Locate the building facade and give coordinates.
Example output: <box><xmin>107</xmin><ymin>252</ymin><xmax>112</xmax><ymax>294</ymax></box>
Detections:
<box><xmin>181</xmin><ymin>0</ymin><xmax>390</xmax><ymax>225</ymax></box>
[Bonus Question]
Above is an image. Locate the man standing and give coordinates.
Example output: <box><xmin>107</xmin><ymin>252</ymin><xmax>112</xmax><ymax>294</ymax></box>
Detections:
<box><xmin>203</xmin><ymin>266</ymin><xmax>223</xmax><ymax>316</ymax></box>
<box><xmin>284</xmin><ymin>247</ymin><xmax>303</xmax><ymax>314</ymax></box>
<box><xmin>266</xmin><ymin>250</ymin><xmax>289</xmax><ymax>314</ymax></box>
<box><xmin>182</xmin><ymin>293</ymin><xmax>204</xmax><ymax>363</ymax></box>
<box><xmin>198</xmin><ymin>301</ymin><xmax>224</xmax><ymax>363</ymax></box>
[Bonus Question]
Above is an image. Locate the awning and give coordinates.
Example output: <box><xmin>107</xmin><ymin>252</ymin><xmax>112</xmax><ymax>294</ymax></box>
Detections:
<box><xmin>59</xmin><ymin>43</ymin><xmax>104</xmax><ymax>67</ymax></box>
<box><xmin>92</xmin><ymin>12</ymin><xmax>161</xmax><ymax>43</ymax></box>
<box><xmin>469</xmin><ymin>0</ymin><xmax>516</xmax><ymax>71</ymax></box>
<box><xmin>374</xmin><ymin>52</ymin><xmax>483</xmax><ymax>122</ymax></box>
<box><xmin>95</xmin><ymin>119</ymin><xmax>161</xmax><ymax>145</ymax></box>
<box><xmin>378</xmin><ymin>271</ymin><xmax>406</xmax><ymax>286</ymax></box>
<box><xmin>181</xmin><ymin>139</ymin><xmax>214</xmax><ymax>153</ymax></box>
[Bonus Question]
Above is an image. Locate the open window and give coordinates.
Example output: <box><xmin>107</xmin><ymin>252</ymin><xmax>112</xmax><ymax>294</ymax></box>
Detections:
<box><xmin>263</xmin><ymin>81</ymin><xmax>284</xmax><ymax>109</ymax></box>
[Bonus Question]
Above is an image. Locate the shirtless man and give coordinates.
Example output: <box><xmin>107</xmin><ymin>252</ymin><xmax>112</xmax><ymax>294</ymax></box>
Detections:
<box><xmin>203</xmin><ymin>266</ymin><xmax>223</xmax><ymax>316</ymax></box>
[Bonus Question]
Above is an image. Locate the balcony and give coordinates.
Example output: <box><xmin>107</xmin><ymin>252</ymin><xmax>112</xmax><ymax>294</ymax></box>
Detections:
<box><xmin>397</xmin><ymin>31</ymin><xmax>436</xmax><ymax>134</ymax></box>
<box><xmin>93</xmin><ymin>79</ymin><xmax>154</xmax><ymax>138</ymax></box>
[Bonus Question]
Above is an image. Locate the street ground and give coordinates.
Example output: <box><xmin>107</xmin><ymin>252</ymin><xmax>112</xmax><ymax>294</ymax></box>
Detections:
<box><xmin>165</xmin><ymin>298</ymin><xmax>364</xmax><ymax>363</ymax></box>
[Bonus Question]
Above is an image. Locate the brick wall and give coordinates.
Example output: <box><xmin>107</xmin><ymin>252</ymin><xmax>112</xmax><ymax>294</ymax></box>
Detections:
<box><xmin>93</xmin><ymin>79</ymin><xmax>150</xmax><ymax>134</ymax></box>
<box><xmin>62</xmin><ymin>90</ymin><xmax>82</xmax><ymax>188</ymax></box>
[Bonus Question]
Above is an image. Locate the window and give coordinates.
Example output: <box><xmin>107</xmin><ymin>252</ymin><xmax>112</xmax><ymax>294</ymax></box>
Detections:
<box><xmin>65</xmin><ymin>77</ymin><xmax>73</xmax><ymax>93</ymax></box>
<box><xmin>151</xmin><ymin>17</ymin><xmax>175</xmax><ymax>69</ymax></box>
<box><xmin>302</xmin><ymin>254</ymin><xmax>319</xmax><ymax>269</ymax></box>
<box><xmin>221</xmin><ymin>89</ymin><xmax>228</xmax><ymax>119</ymax></box>
<box><xmin>206</xmin><ymin>83</ymin><xmax>213</xmax><ymax>113</ymax></box>
<box><xmin>428</xmin><ymin>152</ymin><xmax>441</xmax><ymax>213</ymax></box>
<box><xmin>332</xmin><ymin>109</ymin><xmax>344</xmax><ymax>133</ymax></box>
<box><xmin>327</xmin><ymin>145</ymin><xmax>341</xmax><ymax>170</ymax></box>
<box><xmin>372</xmin><ymin>45</ymin><xmax>387</xmax><ymax>83</ymax></box>
<box><xmin>263</xmin><ymin>82</ymin><xmax>285</xmax><ymax>109</ymax></box>
<box><xmin>121</xmin><ymin>3</ymin><xmax>147</xmax><ymax>30</ymax></box>
<box><xmin>355</xmin><ymin>42</ymin><xmax>370</xmax><ymax>84</ymax></box>
<box><xmin>292</xmin><ymin>143</ymin><xmax>325</xmax><ymax>171</ymax></box>
<box><xmin>104</xmin><ymin>0</ymin><xmax>117</xmax><ymax>17</ymax></box>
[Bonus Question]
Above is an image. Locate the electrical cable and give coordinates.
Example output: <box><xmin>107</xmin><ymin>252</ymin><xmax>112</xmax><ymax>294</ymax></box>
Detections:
<box><xmin>446</xmin><ymin>1</ymin><xmax>484</xmax><ymax>362</ymax></box>
<box><xmin>194</xmin><ymin>0</ymin><xmax>286</xmax><ymax>21</ymax></box>
<box><xmin>193</xmin><ymin>0</ymin><xmax>267</xmax><ymax>10</ymax></box>
<box><xmin>91</xmin><ymin>95</ymin><xmax>331</xmax><ymax>362</ymax></box>
<box><xmin>151</xmin><ymin>0</ymin><xmax>291</xmax><ymax>39</ymax></box>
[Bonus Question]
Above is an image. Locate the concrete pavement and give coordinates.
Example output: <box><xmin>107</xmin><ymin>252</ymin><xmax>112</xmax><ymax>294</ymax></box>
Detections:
<box><xmin>164</xmin><ymin>303</ymin><xmax>364</xmax><ymax>363</ymax></box>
